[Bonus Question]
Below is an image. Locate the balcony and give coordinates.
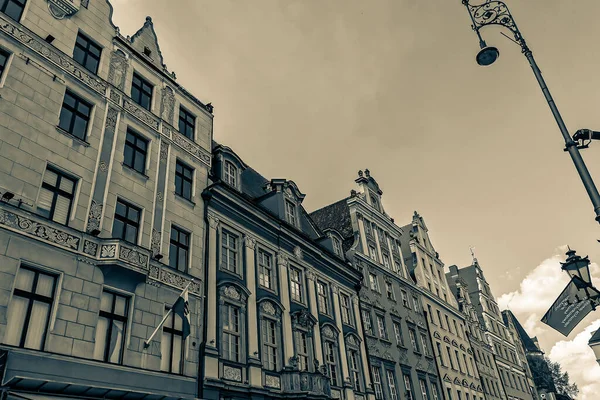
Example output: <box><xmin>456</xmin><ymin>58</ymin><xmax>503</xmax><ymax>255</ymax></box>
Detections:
<box><xmin>281</xmin><ymin>369</ymin><xmax>331</xmax><ymax>398</ymax></box>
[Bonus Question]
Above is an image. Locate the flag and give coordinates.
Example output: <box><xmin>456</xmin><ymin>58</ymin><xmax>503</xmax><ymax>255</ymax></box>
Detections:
<box><xmin>541</xmin><ymin>276</ymin><xmax>600</xmax><ymax>336</ymax></box>
<box><xmin>172</xmin><ymin>284</ymin><xmax>191</xmax><ymax>340</ymax></box>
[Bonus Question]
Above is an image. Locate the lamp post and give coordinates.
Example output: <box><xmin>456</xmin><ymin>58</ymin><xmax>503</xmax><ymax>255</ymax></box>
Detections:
<box><xmin>460</xmin><ymin>0</ymin><xmax>600</xmax><ymax>224</ymax></box>
<box><xmin>561</xmin><ymin>247</ymin><xmax>599</xmax><ymax>309</ymax></box>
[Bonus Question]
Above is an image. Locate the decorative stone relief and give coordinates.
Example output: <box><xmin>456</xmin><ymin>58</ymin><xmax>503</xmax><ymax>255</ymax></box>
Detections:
<box><xmin>83</xmin><ymin>240</ymin><xmax>98</xmax><ymax>256</ymax></box>
<box><xmin>293</xmin><ymin>246</ymin><xmax>302</xmax><ymax>259</ymax></box>
<box><xmin>159</xmin><ymin>141</ymin><xmax>169</xmax><ymax>162</ymax></box>
<box><xmin>100</xmin><ymin>244</ymin><xmax>116</xmax><ymax>258</ymax></box>
<box><xmin>105</xmin><ymin>106</ymin><xmax>119</xmax><ymax>135</ymax></box>
<box><xmin>207</xmin><ymin>214</ymin><xmax>220</xmax><ymax>229</ymax></box>
<box><xmin>151</xmin><ymin>229</ymin><xmax>161</xmax><ymax>256</ymax></box>
<box><xmin>276</xmin><ymin>253</ymin><xmax>288</xmax><ymax>267</ymax></box>
<box><xmin>346</xmin><ymin>335</ymin><xmax>358</xmax><ymax>347</ymax></box>
<box><xmin>223</xmin><ymin>365</ymin><xmax>242</xmax><ymax>382</ymax></box>
<box><xmin>47</xmin><ymin>0</ymin><xmax>80</xmax><ymax>21</ymax></box>
<box><xmin>109</xmin><ymin>89</ymin><xmax>121</xmax><ymax>104</ymax></box>
<box><xmin>98</xmin><ymin>161</ymin><xmax>108</xmax><ymax>172</ymax></box>
<box><xmin>265</xmin><ymin>375</ymin><xmax>281</xmax><ymax>389</ymax></box>
<box><xmin>160</xmin><ymin>86</ymin><xmax>175</xmax><ymax>123</ymax></box>
<box><xmin>261</xmin><ymin>301</ymin><xmax>276</xmax><ymax>316</ymax></box>
<box><xmin>159</xmin><ymin>268</ymin><xmax>201</xmax><ymax>295</ymax></box>
<box><xmin>0</xmin><ymin>210</ymin><xmax>80</xmax><ymax>250</ymax></box>
<box><xmin>118</xmin><ymin>245</ymin><xmax>149</xmax><ymax>269</ymax></box>
<box><xmin>305</xmin><ymin>270</ymin><xmax>315</xmax><ymax>281</ymax></box>
<box><xmin>172</xmin><ymin>131</ymin><xmax>211</xmax><ymax>166</ymax></box>
<box><xmin>331</xmin><ymin>283</ymin><xmax>339</xmax><ymax>294</ymax></box>
<box><xmin>243</xmin><ymin>235</ymin><xmax>256</xmax><ymax>250</ymax></box>
<box><xmin>222</xmin><ymin>285</ymin><xmax>241</xmax><ymax>301</ymax></box>
<box><xmin>107</xmin><ymin>49</ymin><xmax>129</xmax><ymax>91</ymax></box>
<box><xmin>156</xmin><ymin>192</ymin><xmax>163</xmax><ymax>202</ymax></box>
<box><xmin>86</xmin><ymin>200</ymin><xmax>102</xmax><ymax>233</ymax></box>
<box><xmin>321</xmin><ymin>326</ymin><xmax>335</xmax><ymax>339</ymax></box>
<box><xmin>291</xmin><ymin>309</ymin><xmax>315</xmax><ymax>329</ymax></box>
<box><xmin>149</xmin><ymin>265</ymin><xmax>160</xmax><ymax>279</ymax></box>
<box><xmin>123</xmin><ymin>99</ymin><xmax>160</xmax><ymax>130</ymax></box>
<box><xmin>0</xmin><ymin>16</ymin><xmax>107</xmax><ymax>94</ymax></box>
<box><xmin>80</xmin><ymin>0</ymin><xmax>89</xmax><ymax>8</ymax></box>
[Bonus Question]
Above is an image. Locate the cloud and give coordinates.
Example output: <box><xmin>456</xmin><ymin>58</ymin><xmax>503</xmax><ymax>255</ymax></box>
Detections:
<box><xmin>549</xmin><ymin>320</ymin><xmax>600</xmax><ymax>400</ymax></box>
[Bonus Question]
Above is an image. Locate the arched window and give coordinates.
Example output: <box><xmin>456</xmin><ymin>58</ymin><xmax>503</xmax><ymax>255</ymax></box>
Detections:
<box><xmin>224</xmin><ymin>161</ymin><xmax>237</xmax><ymax>187</ymax></box>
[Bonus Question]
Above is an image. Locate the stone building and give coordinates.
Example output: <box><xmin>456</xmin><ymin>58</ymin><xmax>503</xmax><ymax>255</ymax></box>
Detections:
<box><xmin>0</xmin><ymin>1</ymin><xmax>212</xmax><ymax>399</ymax></box>
<box><xmin>400</xmin><ymin>212</ymin><xmax>483</xmax><ymax>400</ymax></box>
<box><xmin>310</xmin><ymin>170</ymin><xmax>443</xmax><ymax>400</ymax></box>
<box><xmin>447</xmin><ymin>265</ymin><xmax>507</xmax><ymax>400</ymax></box>
<box><xmin>201</xmin><ymin>144</ymin><xmax>369</xmax><ymax>400</ymax></box>
<box><xmin>450</xmin><ymin>260</ymin><xmax>535</xmax><ymax>400</ymax></box>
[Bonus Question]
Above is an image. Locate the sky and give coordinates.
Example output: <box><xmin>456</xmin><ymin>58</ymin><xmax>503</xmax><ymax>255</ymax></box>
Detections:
<box><xmin>109</xmin><ymin>0</ymin><xmax>600</xmax><ymax>397</ymax></box>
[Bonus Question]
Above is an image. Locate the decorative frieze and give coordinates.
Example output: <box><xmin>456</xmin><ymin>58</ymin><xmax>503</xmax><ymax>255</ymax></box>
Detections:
<box><xmin>321</xmin><ymin>326</ymin><xmax>335</xmax><ymax>339</ymax></box>
<box><xmin>293</xmin><ymin>246</ymin><xmax>303</xmax><ymax>259</ymax></box>
<box><xmin>223</xmin><ymin>365</ymin><xmax>242</xmax><ymax>382</ymax></box>
<box><xmin>86</xmin><ymin>200</ymin><xmax>102</xmax><ymax>233</ymax></box>
<box><xmin>83</xmin><ymin>240</ymin><xmax>98</xmax><ymax>256</ymax></box>
<box><xmin>172</xmin><ymin>131</ymin><xmax>211</xmax><ymax>167</ymax></box>
<box><xmin>261</xmin><ymin>301</ymin><xmax>277</xmax><ymax>316</ymax></box>
<box><xmin>159</xmin><ymin>141</ymin><xmax>169</xmax><ymax>162</ymax></box>
<box><xmin>265</xmin><ymin>375</ymin><xmax>281</xmax><ymax>389</ymax></box>
<box><xmin>119</xmin><ymin>244</ymin><xmax>149</xmax><ymax>269</ymax></box>
<box><xmin>0</xmin><ymin>16</ymin><xmax>107</xmax><ymax>94</ymax></box>
<box><xmin>123</xmin><ymin>98</ymin><xmax>160</xmax><ymax>130</ymax></box>
<box><xmin>151</xmin><ymin>229</ymin><xmax>161</xmax><ymax>256</ymax></box>
<box><xmin>0</xmin><ymin>209</ymin><xmax>80</xmax><ymax>250</ymax></box>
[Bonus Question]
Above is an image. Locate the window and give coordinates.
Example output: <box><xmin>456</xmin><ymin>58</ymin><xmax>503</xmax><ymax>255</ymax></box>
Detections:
<box><xmin>58</xmin><ymin>90</ymin><xmax>92</xmax><ymax>140</ymax></box>
<box><xmin>112</xmin><ymin>198</ymin><xmax>141</xmax><ymax>244</ymax></box>
<box><xmin>178</xmin><ymin>106</ymin><xmax>195</xmax><ymax>139</ymax></box>
<box><xmin>317</xmin><ymin>281</ymin><xmax>329</xmax><ymax>314</ymax></box>
<box><xmin>403</xmin><ymin>374</ymin><xmax>414</xmax><ymax>400</ymax></box>
<box><xmin>412</xmin><ymin>296</ymin><xmax>420</xmax><ymax>312</ymax></box>
<box><xmin>289</xmin><ymin>267</ymin><xmax>303</xmax><ymax>302</ymax></box>
<box><xmin>431</xmin><ymin>383</ymin><xmax>440</xmax><ymax>400</ymax></box>
<box><xmin>385</xmin><ymin>281</ymin><xmax>395</xmax><ymax>300</ymax></box>
<box><xmin>453</xmin><ymin>319</ymin><xmax>459</xmax><ymax>337</ymax></box>
<box><xmin>131</xmin><ymin>72</ymin><xmax>153</xmax><ymax>110</ymax></box>
<box><xmin>382</xmin><ymin>254</ymin><xmax>390</xmax><ymax>268</ymax></box>
<box><xmin>0</xmin><ymin>0</ymin><xmax>26</xmax><ymax>21</ymax></box>
<box><xmin>332</xmin><ymin>236</ymin><xmax>343</xmax><ymax>256</ymax></box>
<box><xmin>457</xmin><ymin>390</ymin><xmax>463</xmax><ymax>400</ymax></box>
<box><xmin>446</xmin><ymin>346</ymin><xmax>455</xmax><ymax>369</ymax></box>
<box><xmin>324</xmin><ymin>341</ymin><xmax>339</xmax><ymax>386</ymax></box>
<box><xmin>362</xmin><ymin>310</ymin><xmax>373</xmax><ymax>335</ymax></box>
<box><xmin>222</xmin><ymin>304</ymin><xmax>241</xmax><ymax>362</ymax></box>
<box><xmin>427</xmin><ymin>305</ymin><xmax>434</xmax><ymax>323</ymax></box>
<box><xmin>93</xmin><ymin>290</ymin><xmax>129</xmax><ymax>363</ymax></box>
<box><xmin>370</xmin><ymin>194</ymin><xmax>379</xmax><ymax>210</ymax></box>
<box><xmin>368</xmin><ymin>245</ymin><xmax>377</xmax><ymax>260</ymax></box>
<box><xmin>258</xmin><ymin>250</ymin><xmax>274</xmax><ymax>289</ymax></box>
<box><xmin>123</xmin><ymin>129</ymin><xmax>148</xmax><ymax>174</ymax></box>
<box><xmin>401</xmin><ymin>290</ymin><xmax>409</xmax><ymax>307</ymax></box>
<box><xmin>340</xmin><ymin>294</ymin><xmax>352</xmax><ymax>325</ymax></box>
<box><xmin>262</xmin><ymin>318</ymin><xmax>278</xmax><ymax>371</ymax></box>
<box><xmin>294</xmin><ymin>330</ymin><xmax>310</xmax><ymax>371</ymax></box>
<box><xmin>221</xmin><ymin>229</ymin><xmax>239</xmax><ymax>274</ymax></box>
<box><xmin>437</xmin><ymin>310</ymin><xmax>444</xmax><ymax>329</ymax></box>
<box><xmin>393</xmin><ymin>322</ymin><xmax>403</xmax><ymax>345</ymax></box>
<box><xmin>445</xmin><ymin>315</ymin><xmax>451</xmax><ymax>332</ymax></box>
<box><xmin>285</xmin><ymin>200</ymin><xmax>297</xmax><ymax>226</ymax></box>
<box><xmin>372</xmin><ymin>367</ymin><xmax>384</xmax><ymax>400</ymax></box>
<box><xmin>0</xmin><ymin>47</ymin><xmax>10</xmax><ymax>78</ymax></box>
<box><xmin>5</xmin><ymin>266</ymin><xmax>56</xmax><ymax>350</ymax></box>
<box><xmin>436</xmin><ymin>342</ymin><xmax>444</xmax><ymax>366</ymax></box>
<box><xmin>419</xmin><ymin>379</ymin><xmax>429</xmax><ymax>400</ymax></box>
<box><xmin>161</xmin><ymin>307</ymin><xmax>185</xmax><ymax>373</ymax></box>
<box><xmin>369</xmin><ymin>273</ymin><xmax>380</xmax><ymax>292</ymax></box>
<box><xmin>73</xmin><ymin>32</ymin><xmax>102</xmax><ymax>74</ymax></box>
<box><xmin>175</xmin><ymin>160</ymin><xmax>193</xmax><ymax>200</ymax></box>
<box><xmin>348</xmin><ymin>349</ymin><xmax>362</xmax><ymax>391</ymax></box>
<box><xmin>376</xmin><ymin>315</ymin><xmax>387</xmax><ymax>339</ymax></box>
<box><xmin>455</xmin><ymin>350</ymin><xmax>463</xmax><ymax>372</ymax></box>
<box><xmin>394</xmin><ymin>261</ymin><xmax>402</xmax><ymax>276</ymax></box>
<box><xmin>408</xmin><ymin>329</ymin><xmax>418</xmax><ymax>352</ymax></box>
<box><xmin>463</xmin><ymin>354</ymin><xmax>471</xmax><ymax>375</ymax></box>
<box><xmin>224</xmin><ymin>161</ymin><xmax>237</xmax><ymax>187</ymax></box>
<box><xmin>169</xmin><ymin>226</ymin><xmax>189</xmax><ymax>272</ymax></box>
<box><xmin>420</xmin><ymin>334</ymin><xmax>430</xmax><ymax>356</ymax></box>
<box><xmin>364</xmin><ymin>221</ymin><xmax>372</xmax><ymax>236</ymax></box>
<box><xmin>37</xmin><ymin>167</ymin><xmax>76</xmax><ymax>225</ymax></box>
<box><xmin>387</xmin><ymin>370</ymin><xmax>398</xmax><ymax>400</ymax></box>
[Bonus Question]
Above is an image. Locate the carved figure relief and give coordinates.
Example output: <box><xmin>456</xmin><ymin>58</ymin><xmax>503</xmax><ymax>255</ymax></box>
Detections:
<box><xmin>108</xmin><ymin>49</ymin><xmax>129</xmax><ymax>91</ymax></box>
<box><xmin>161</xmin><ymin>86</ymin><xmax>175</xmax><ymax>123</ymax></box>
<box><xmin>86</xmin><ymin>200</ymin><xmax>102</xmax><ymax>233</ymax></box>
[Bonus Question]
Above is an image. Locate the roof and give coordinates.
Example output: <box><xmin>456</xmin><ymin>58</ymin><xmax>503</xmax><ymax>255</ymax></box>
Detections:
<box><xmin>309</xmin><ymin>199</ymin><xmax>354</xmax><ymax>251</ymax></box>
<box><xmin>502</xmin><ymin>310</ymin><xmax>542</xmax><ymax>354</ymax></box>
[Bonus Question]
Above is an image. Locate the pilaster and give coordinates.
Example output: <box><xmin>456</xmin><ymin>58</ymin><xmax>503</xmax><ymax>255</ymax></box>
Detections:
<box><xmin>356</xmin><ymin>214</ymin><xmax>369</xmax><ymax>258</ymax></box>
<box><xmin>332</xmin><ymin>283</ymin><xmax>351</xmax><ymax>394</ymax></box>
<box><xmin>244</xmin><ymin>234</ymin><xmax>262</xmax><ymax>386</ymax></box>
<box><xmin>306</xmin><ymin>270</ymin><xmax>324</xmax><ymax>364</ymax></box>
<box><xmin>205</xmin><ymin>213</ymin><xmax>219</xmax><ymax>353</ymax></box>
<box><xmin>277</xmin><ymin>253</ymin><xmax>295</xmax><ymax>365</ymax></box>
<box><xmin>352</xmin><ymin>294</ymin><xmax>373</xmax><ymax>393</ymax></box>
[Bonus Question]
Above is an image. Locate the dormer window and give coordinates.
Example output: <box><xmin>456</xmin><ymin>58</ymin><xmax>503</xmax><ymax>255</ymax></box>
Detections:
<box><xmin>285</xmin><ymin>200</ymin><xmax>297</xmax><ymax>226</ymax></box>
<box><xmin>332</xmin><ymin>236</ymin><xmax>343</xmax><ymax>256</ymax></box>
<box><xmin>370</xmin><ymin>194</ymin><xmax>379</xmax><ymax>211</ymax></box>
<box><xmin>224</xmin><ymin>161</ymin><xmax>237</xmax><ymax>187</ymax></box>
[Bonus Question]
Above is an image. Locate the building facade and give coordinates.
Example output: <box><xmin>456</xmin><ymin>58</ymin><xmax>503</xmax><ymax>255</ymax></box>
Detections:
<box><xmin>450</xmin><ymin>261</ymin><xmax>535</xmax><ymax>400</ymax></box>
<box><xmin>400</xmin><ymin>213</ymin><xmax>483</xmax><ymax>400</ymax></box>
<box><xmin>201</xmin><ymin>144</ymin><xmax>370</xmax><ymax>400</ymax></box>
<box><xmin>0</xmin><ymin>1</ymin><xmax>212</xmax><ymax>399</ymax></box>
<box><xmin>310</xmin><ymin>170</ymin><xmax>443</xmax><ymax>400</ymax></box>
<box><xmin>447</xmin><ymin>266</ymin><xmax>507</xmax><ymax>400</ymax></box>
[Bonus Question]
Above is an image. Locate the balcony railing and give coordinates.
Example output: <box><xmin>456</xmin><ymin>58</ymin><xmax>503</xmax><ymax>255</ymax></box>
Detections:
<box><xmin>281</xmin><ymin>369</ymin><xmax>331</xmax><ymax>397</ymax></box>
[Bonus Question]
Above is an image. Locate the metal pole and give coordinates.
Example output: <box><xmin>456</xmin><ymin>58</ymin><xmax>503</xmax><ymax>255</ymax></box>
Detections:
<box><xmin>523</xmin><ymin>50</ymin><xmax>600</xmax><ymax>222</ymax></box>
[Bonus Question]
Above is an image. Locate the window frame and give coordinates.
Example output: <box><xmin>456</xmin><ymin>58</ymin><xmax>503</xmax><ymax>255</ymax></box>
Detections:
<box><xmin>223</xmin><ymin>160</ymin><xmax>237</xmax><ymax>188</ymax></box>
<box><xmin>123</xmin><ymin>128</ymin><xmax>149</xmax><ymax>175</ymax></box>
<box><xmin>0</xmin><ymin>0</ymin><xmax>26</xmax><ymax>21</ymax></box>
<box><xmin>178</xmin><ymin>106</ymin><xmax>196</xmax><ymax>140</ymax></box>
<box><xmin>289</xmin><ymin>266</ymin><xmax>304</xmax><ymax>303</ymax></box>
<box><xmin>58</xmin><ymin>90</ymin><xmax>93</xmax><ymax>141</ymax></box>
<box><xmin>361</xmin><ymin>309</ymin><xmax>373</xmax><ymax>335</ymax></box>
<box><xmin>369</xmin><ymin>273</ymin><xmax>380</xmax><ymax>292</ymax></box>
<box><xmin>340</xmin><ymin>293</ymin><xmax>353</xmax><ymax>326</ymax></box>
<box><xmin>316</xmin><ymin>280</ymin><xmax>329</xmax><ymax>315</ymax></box>
<box><xmin>169</xmin><ymin>225</ymin><xmax>190</xmax><ymax>272</ymax></box>
<box><xmin>131</xmin><ymin>72</ymin><xmax>154</xmax><ymax>111</ymax></box>
<box><xmin>175</xmin><ymin>159</ymin><xmax>194</xmax><ymax>201</ymax></box>
<box><xmin>376</xmin><ymin>314</ymin><xmax>387</xmax><ymax>339</ymax></box>
<box><xmin>261</xmin><ymin>317</ymin><xmax>279</xmax><ymax>371</ymax></box>
<box><xmin>220</xmin><ymin>228</ymin><xmax>240</xmax><ymax>275</ymax></box>
<box><xmin>161</xmin><ymin>306</ymin><xmax>185</xmax><ymax>374</ymax></box>
<box><xmin>37</xmin><ymin>166</ymin><xmax>77</xmax><ymax>226</ymax></box>
<box><xmin>372</xmin><ymin>366</ymin><xmax>384</xmax><ymax>400</ymax></box>
<box><xmin>284</xmin><ymin>199</ymin><xmax>298</xmax><ymax>227</ymax></box>
<box><xmin>257</xmin><ymin>249</ymin><xmax>275</xmax><ymax>291</ymax></box>
<box><xmin>73</xmin><ymin>31</ymin><xmax>102</xmax><ymax>74</ymax></box>
<box><xmin>393</xmin><ymin>321</ymin><xmax>403</xmax><ymax>346</ymax></box>
<box><xmin>0</xmin><ymin>46</ymin><xmax>11</xmax><ymax>85</ymax></box>
<box><xmin>221</xmin><ymin>302</ymin><xmax>242</xmax><ymax>363</ymax></box>
<box><xmin>419</xmin><ymin>379</ymin><xmax>429</xmax><ymax>400</ymax></box>
<box><xmin>403</xmin><ymin>374</ymin><xmax>414</xmax><ymax>400</ymax></box>
<box><xmin>401</xmin><ymin>290</ymin><xmax>409</xmax><ymax>308</ymax></box>
<box><xmin>347</xmin><ymin>348</ymin><xmax>362</xmax><ymax>392</ymax></box>
<box><xmin>387</xmin><ymin>369</ymin><xmax>399</xmax><ymax>400</ymax></box>
<box><xmin>112</xmin><ymin>198</ymin><xmax>142</xmax><ymax>244</ymax></box>
<box><xmin>324</xmin><ymin>339</ymin><xmax>340</xmax><ymax>387</ymax></box>
<box><xmin>94</xmin><ymin>289</ymin><xmax>130</xmax><ymax>364</ymax></box>
<box><xmin>294</xmin><ymin>328</ymin><xmax>312</xmax><ymax>372</ymax></box>
<box><xmin>385</xmin><ymin>280</ymin><xmax>395</xmax><ymax>300</ymax></box>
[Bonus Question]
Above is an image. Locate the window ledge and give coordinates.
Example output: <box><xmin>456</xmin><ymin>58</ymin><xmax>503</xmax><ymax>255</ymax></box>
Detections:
<box><xmin>258</xmin><ymin>285</ymin><xmax>278</xmax><ymax>296</ymax></box>
<box><xmin>120</xmin><ymin>161</ymin><xmax>149</xmax><ymax>177</ymax></box>
<box><xmin>55</xmin><ymin>126</ymin><xmax>90</xmax><ymax>147</ymax></box>
<box><xmin>378</xmin><ymin>338</ymin><xmax>392</xmax><ymax>345</ymax></box>
<box><xmin>174</xmin><ymin>193</ymin><xmax>196</xmax><ymax>207</ymax></box>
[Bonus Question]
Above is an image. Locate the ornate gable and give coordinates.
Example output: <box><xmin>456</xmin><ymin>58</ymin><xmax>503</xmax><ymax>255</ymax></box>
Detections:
<box><xmin>130</xmin><ymin>17</ymin><xmax>167</xmax><ymax>71</ymax></box>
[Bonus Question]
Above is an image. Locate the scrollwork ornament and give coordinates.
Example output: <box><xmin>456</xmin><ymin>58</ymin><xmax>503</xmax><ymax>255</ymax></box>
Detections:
<box><xmin>261</xmin><ymin>301</ymin><xmax>276</xmax><ymax>316</ymax></box>
<box><xmin>276</xmin><ymin>253</ymin><xmax>288</xmax><ymax>267</ymax></box>
<box><xmin>159</xmin><ymin>142</ymin><xmax>169</xmax><ymax>162</ymax></box>
<box><xmin>465</xmin><ymin>0</ymin><xmax>524</xmax><ymax>47</ymax></box>
<box><xmin>207</xmin><ymin>214</ymin><xmax>220</xmax><ymax>229</ymax></box>
<box><xmin>243</xmin><ymin>234</ymin><xmax>256</xmax><ymax>249</ymax></box>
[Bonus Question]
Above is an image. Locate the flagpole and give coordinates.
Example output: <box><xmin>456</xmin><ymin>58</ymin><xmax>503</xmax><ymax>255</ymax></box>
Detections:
<box><xmin>143</xmin><ymin>279</ymin><xmax>194</xmax><ymax>349</ymax></box>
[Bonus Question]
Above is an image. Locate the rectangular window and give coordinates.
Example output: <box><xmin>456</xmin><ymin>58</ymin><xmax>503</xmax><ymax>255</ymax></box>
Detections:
<box><xmin>224</xmin><ymin>161</ymin><xmax>237</xmax><ymax>187</ymax></box>
<box><xmin>453</xmin><ymin>319</ymin><xmax>459</xmax><ymax>337</ymax></box>
<box><xmin>382</xmin><ymin>254</ymin><xmax>390</xmax><ymax>268</ymax></box>
<box><xmin>58</xmin><ymin>90</ymin><xmax>92</xmax><ymax>140</ymax></box>
<box><xmin>325</xmin><ymin>341</ymin><xmax>338</xmax><ymax>387</ymax></box>
<box><xmin>362</xmin><ymin>310</ymin><xmax>373</xmax><ymax>335</ymax></box>
<box><xmin>457</xmin><ymin>390</ymin><xmax>463</xmax><ymax>400</ymax></box>
<box><xmin>394</xmin><ymin>261</ymin><xmax>402</xmax><ymax>276</ymax></box>
<box><xmin>445</xmin><ymin>315</ymin><xmax>451</xmax><ymax>332</ymax></box>
<box><xmin>169</xmin><ymin>226</ymin><xmax>189</xmax><ymax>272</ymax></box>
<box><xmin>393</xmin><ymin>322</ymin><xmax>403</xmax><ymax>345</ymax></box>
<box><xmin>294</xmin><ymin>330</ymin><xmax>310</xmax><ymax>371</ymax></box>
<box><xmin>178</xmin><ymin>106</ymin><xmax>195</xmax><ymax>139</ymax></box>
<box><xmin>369</xmin><ymin>273</ymin><xmax>379</xmax><ymax>292</ymax></box>
<box><xmin>408</xmin><ymin>329</ymin><xmax>419</xmax><ymax>352</ymax></box>
<box><xmin>420</xmin><ymin>333</ymin><xmax>430</xmax><ymax>356</ymax></box>
<box><xmin>0</xmin><ymin>47</ymin><xmax>10</xmax><ymax>78</ymax></box>
<box><xmin>376</xmin><ymin>315</ymin><xmax>387</xmax><ymax>339</ymax></box>
<box><xmin>317</xmin><ymin>281</ymin><xmax>329</xmax><ymax>314</ymax></box>
<box><xmin>463</xmin><ymin>354</ymin><xmax>471</xmax><ymax>375</ymax></box>
<box><xmin>221</xmin><ymin>229</ymin><xmax>239</xmax><ymax>274</ymax></box>
<box><xmin>93</xmin><ymin>290</ymin><xmax>129</xmax><ymax>364</ymax></box>
<box><xmin>123</xmin><ymin>129</ymin><xmax>148</xmax><ymax>174</ymax></box>
<box><xmin>412</xmin><ymin>296</ymin><xmax>420</xmax><ymax>312</ymax></box>
<box><xmin>368</xmin><ymin>245</ymin><xmax>377</xmax><ymax>260</ymax></box>
<box><xmin>37</xmin><ymin>167</ymin><xmax>76</xmax><ymax>225</ymax></box>
<box><xmin>112</xmin><ymin>198</ymin><xmax>141</xmax><ymax>244</ymax></box>
<box><xmin>289</xmin><ymin>267</ymin><xmax>303</xmax><ymax>302</ymax></box>
<box><xmin>419</xmin><ymin>379</ymin><xmax>429</xmax><ymax>400</ymax></box>
<box><xmin>455</xmin><ymin>350</ymin><xmax>463</xmax><ymax>372</ymax></box>
<box><xmin>437</xmin><ymin>310</ymin><xmax>444</xmax><ymax>329</ymax></box>
<box><xmin>372</xmin><ymin>367</ymin><xmax>384</xmax><ymax>400</ymax></box>
<box><xmin>385</xmin><ymin>281</ymin><xmax>395</xmax><ymax>300</ymax></box>
<box><xmin>5</xmin><ymin>266</ymin><xmax>56</xmax><ymax>350</ymax></box>
<box><xmin>131</xmin><ymin>72</ymin><xmax>153</xmax><ymax>110</ymax></box>
<box><xmin>222</xmin><ymin>304</ymin><xmax>240</xmax><ymax>362</ymax></box>
<box><xmin>73</xmin><ymin>32</ymin><xmax>102</xmax><ymax>74</ymax></box>
<box><xmin>348</xmin><ymin>350</ymin><xmax>362</xmax><ymax>392</ymax></box>
<box><xmin>446</xmin><ymin>346</ymin><xmax>455</xmax><ymax>369</ymax></box>
<box><xmin>403</xmin><ymin>374</ymin><xmax>414</xmax><ymax>400</ymax></box>
<box><xmin>258</xmin><ymin>250</ymin><xmax>274</xmax><ymax>289</ymax></box>
<box><xmin>332</xmin><ymin>237</ymin><xmax>343</xmax><ymax>256</ymax></box>
<box><xmin>285</xmin><ymin>200</ymin><xmax>297</xmax><ymax>226</ymax></box>
<box><xmin>175</xmin><ymin>160</ymin><xmax>193</xmax><ymax>200</ymax></box>
<box><xmin>160</xmin><ymin>307</ymin><xmax>184</xmax><ymax>374</ymax></box>
<box><xmin>387</xmin><ymin>370</ymin><xmax>398</xmax><ymax>400</ymax></box>
<box><xmin>0</xmin><ymin>0</ymin><xmax>25</xmax><ymax>21</ymax></box>
<box><xmin>436</xmin><ymin>342</ymin><xmax>444</xmax><ymax>365</ymax></box>
<box><xmin>340</xmin><ymin>294</ymin><xmax>352</xmax><ymax>325</ymax></box>
<box><xmin>262</xmin><ymin>318</ymin><xmax>278</xmax><ymax>371</ymax></box>
<box><xmin>431</xmin><ymin>383</ymin><xmax>440</xmax><ymax>400</ymax></box>
<box><xmin>401</xmin><ymin>290</ymin><xmax>409</xmax><ymax>307</ymax></box>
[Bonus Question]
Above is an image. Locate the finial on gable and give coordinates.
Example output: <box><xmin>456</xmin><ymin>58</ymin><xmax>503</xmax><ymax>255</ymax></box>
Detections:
<box><xmin>358</xmin><ymin>170</ymin><xmax>363</xmax><ymax>178</ymax></box>
<box><xmin>364</xmin><ymin>169</ymin><xmax>370</xmax><ymax>178</ymax></box>
<box><xmin>469</xmin><ymin>246</ymin><xmax>478</xmax><ymax>265</ymax></box>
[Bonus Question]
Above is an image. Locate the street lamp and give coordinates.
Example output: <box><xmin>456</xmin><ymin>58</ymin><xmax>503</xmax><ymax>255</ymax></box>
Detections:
<box><xmin>561</xmin><ymin>247</ymin><xmax>592</xmax><ymax>287</ymax></box>
<box><xmin>461</xmin><ymin>0</ymin><xmax>600</xmax><ymax>224</ymax></box>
